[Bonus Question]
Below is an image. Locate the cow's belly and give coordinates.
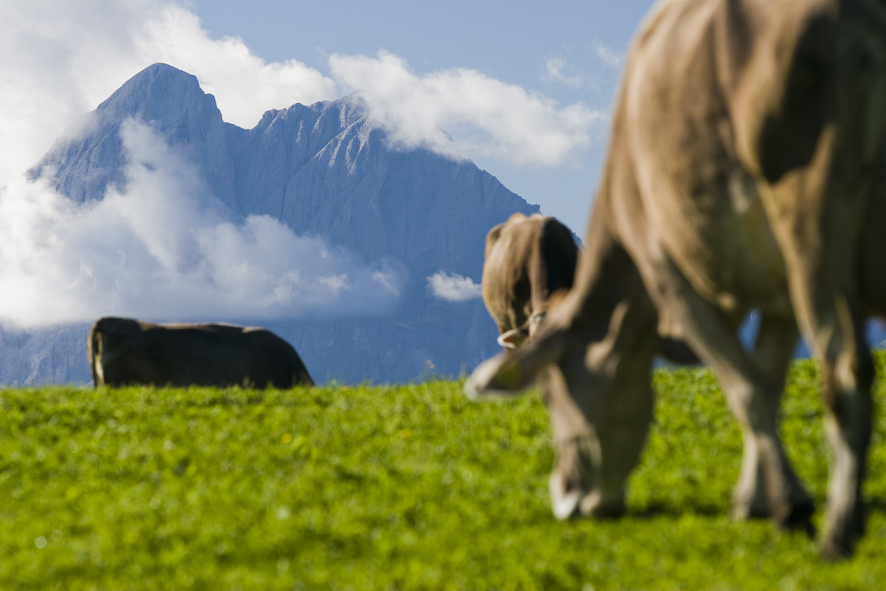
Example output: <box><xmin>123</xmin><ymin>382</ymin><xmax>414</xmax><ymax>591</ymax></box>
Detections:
<box><xmin>726</xmin><ymin>186</ymin><xmax>792</xmax><ymax>317</ymax></box>
<box><xmin>656</xmin><ymin>172</ymin><xmax>793</xmax><ymax>322</ymax></box>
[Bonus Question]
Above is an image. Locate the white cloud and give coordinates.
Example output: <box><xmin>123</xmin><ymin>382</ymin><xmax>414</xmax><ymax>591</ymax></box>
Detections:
<box><xmin>543</xmin><ymin>42</ymin><xmax>623</xmax><ymax>91</ymax></box>
<box><xmin>545</xmin><ymin>57</ymin><xmax>583</xmax><ymax>88</ymax></box>
<box><xmin>330</xmin><ymin>50</ymin><xmax>604</xmax><ymax>168</ymax></box>
<box><xmin>594</xmin><ymin>41</ymin><xmax>623</xmax><ymax>69</ymax></box>
<box><xmin>0</xmin><ymin>120</ymin><xmax>403</xmax><ymax>329</ymax></box>
<box><xmin>427</xmin><ymin>272</ymin><xmax>482</xmax><ymax>302</ymax></box>
<box><xmin>0</xmin><ymin>0</ymin><xmax>336</xmax><ymax>189</ymax></box>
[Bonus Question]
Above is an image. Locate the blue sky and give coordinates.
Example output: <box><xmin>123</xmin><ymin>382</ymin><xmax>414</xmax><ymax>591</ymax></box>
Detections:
<box><xmin>194</xmin><ymin>1</ymin><xmax>648</xmax><ymax>93</ymax></box>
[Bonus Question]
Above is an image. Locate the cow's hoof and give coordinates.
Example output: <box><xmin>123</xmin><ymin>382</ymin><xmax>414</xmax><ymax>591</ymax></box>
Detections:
<box><xmin>579</xmin><ymin>492</ymin><xmax>626</xmax><ymax>519</ymax></box>
<box><xmin>780</xmin><ymin>500</ymin><xmax>816</xmax><ymax>538</ymax></box>
<box><xmin>820</xmin><ymin>536</ymin><xmax>855</xmax><ymax>561</ymax></box>
<box><xmin>549</xmin><ymin>473</ymin><xmax>625</xmax><ymax>520</ymax></box>
<box><xmin>550</xmin><ymin>472</ymin><xmax>582</xmax><ymax>520</ymax></box>
<box><xmin>730</xmin><ymin>491</ymin><xmax>815</xmax><ymax>536</ymax></box>
<box><xmin>730</xmin><ymin>499</ymin><xmax>769</xmax><ymax>521</ymax></box>
<box><xmin>552</xmin><ymin>492</ymin><xmax>583</xmax><ymax>520</ymax></box>
<box><xmin>820</xmin><ymin>506</ymin><xmax>864</xmax><ymax>560</ymax></box>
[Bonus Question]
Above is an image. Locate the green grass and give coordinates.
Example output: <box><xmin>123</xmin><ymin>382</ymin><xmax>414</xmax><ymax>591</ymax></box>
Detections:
<box><xmin>1</xmin><ymin>358</ymin><xmax>886</xmax><ymax>590</ymax></box>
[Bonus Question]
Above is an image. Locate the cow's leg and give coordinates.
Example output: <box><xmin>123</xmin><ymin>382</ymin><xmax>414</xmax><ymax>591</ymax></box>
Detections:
<box><xmin>818</xmin><ymin>309</ymin><xmax>873</xmax><ymax>559</ymax></box>
<box><xmin>586</xmin><ymin>300</ymin><xmax>658</xmax><ymax>517</ymax></box>
<box><xmin>635</xmin><ymin>256</ymin><xmax>812</xmax><ymax>532</ymax></box>
<box><xmin>780</xmin><ymin>274</ymin><xmax>873</xmax><ymax>558</ymax></box>
<box><xmin>758</xmin><ymin>145</ymin><xmax>875</xmax><ymax>558</ymax></box>
<box><xmin>546</xmin><ymin>282</ymin><xmax>658</xmax><ymax>520</ymax></box>
<box><xmin>730</xmin><ymin>315</ymin><xmax>814</xmax><ymax>531</ymax></box>
<box><xmin>542</xmin><ymin>349</ymin><xmax>599</xmax><ymax>519</ymax></box>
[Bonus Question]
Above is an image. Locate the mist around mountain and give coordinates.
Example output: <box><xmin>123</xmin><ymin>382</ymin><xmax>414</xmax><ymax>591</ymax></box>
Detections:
<box><xmin>0</xmin><ymin>63</ymin><xmax>542</xmax><ymax>384</ymax></box>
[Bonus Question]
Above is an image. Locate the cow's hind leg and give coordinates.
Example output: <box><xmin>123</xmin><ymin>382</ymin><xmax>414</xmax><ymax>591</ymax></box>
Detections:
<box><xmin>730</xmin><ymin>315</ymin><xmax>814</xmax><ymax>532</ymax></box>
<box><xmin>791</xmin><ymin>291</ymin><xmax>873</xmax><ymax>558</ymax></box>
<box><xmin>821</xmin><ymin>330</ymin><xmax>873</xmax><ymax>559</ymax></box>
<box><xmin>637</xmin><ymin>257</ymin><xmax>811</xmax><ymax>533</ymax></box>
<box><xmin>760</xmin><ymin>158</ymin><xmax>875</xmax><ymax>558</ymax></box>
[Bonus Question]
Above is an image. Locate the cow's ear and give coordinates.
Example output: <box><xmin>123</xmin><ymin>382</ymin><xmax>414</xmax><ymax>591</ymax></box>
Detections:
<box><xmin>484</xmin><ymin>222</ymin><xmax>505</xmax><ymax>259</ymax></box>
<box><xmin>497</xmin><ymin>327</ymin><xmax>528</xmax><ymax>349</ymax></box>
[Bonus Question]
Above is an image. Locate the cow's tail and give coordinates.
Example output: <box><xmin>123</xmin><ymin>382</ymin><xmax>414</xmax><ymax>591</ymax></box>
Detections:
<box><xmin>87</xmin><ymin>319</ymin><xmax>104</xmax><ymax>387</ymax></box>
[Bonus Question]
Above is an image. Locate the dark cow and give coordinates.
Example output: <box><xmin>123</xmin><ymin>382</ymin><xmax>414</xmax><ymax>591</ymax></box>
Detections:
<box><xmin>482</xmin><ymin>213</ymin><xmax>579</xmax><ymax>348</ymax></box>
<box><xmin>468</xmin><ymin>0</ymin><xmax>886</xmax><ymax>558</ymax></box>
<box><xmin>88</xmin><ymin>317</ymin><xmax>314</xmax><ymax>388</ymax></box>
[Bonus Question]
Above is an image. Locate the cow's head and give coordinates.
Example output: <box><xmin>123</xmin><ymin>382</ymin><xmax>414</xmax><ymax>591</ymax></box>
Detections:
<box><xmin>495</xmin><ymin>288</ymin><xmax>572</xmax><ymax>350</ymax></box>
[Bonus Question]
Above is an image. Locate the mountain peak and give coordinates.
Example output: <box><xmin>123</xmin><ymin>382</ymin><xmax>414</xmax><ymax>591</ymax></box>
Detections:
<box><xmin>30</xmin><ymin>63</ymin><xmax>230</xmax><ymax>204</ymax></box>
<box><xmin>95</xmin><ymin>62</ymin><xmax>220</xmax><ymax>132</ymax></box>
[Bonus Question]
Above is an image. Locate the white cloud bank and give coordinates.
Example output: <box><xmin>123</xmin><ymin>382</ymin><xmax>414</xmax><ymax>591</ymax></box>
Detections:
<box><xmin>0</xmin><ymin>120</ymin><xmax>403</xmax><ymax>329</ymax></box>
<box><xmin>331</xmin><ymin>50</ymin><xmax>603</xmax><ymax>167</ymax></box>
<box><xmin>427</xmin><ymin>272</ymin><xmax>483</xmax><ymax>302</ymax></box>
<box><xmin>0</xmin><ymin>1</ymin><xmax>603</xmax><ymax>188</ymax></box>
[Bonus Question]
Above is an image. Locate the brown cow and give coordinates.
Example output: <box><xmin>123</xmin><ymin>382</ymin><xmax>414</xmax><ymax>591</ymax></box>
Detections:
<box><xmin>482</xmin><ymin>213</ymin><xmax>579</xmax><ymax>348</ymax></box>
<box><xmin>468</xmin><ymin>0</ymin><xmax>886</xmax><ymax>558</ymax></box>
<box><xmin>88</xmin><ymin>317</ymin><xmax>314</xmax><ymax>388</ymax></box>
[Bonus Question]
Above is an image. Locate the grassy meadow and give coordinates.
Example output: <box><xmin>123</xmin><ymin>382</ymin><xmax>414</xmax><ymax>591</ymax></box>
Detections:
<box><xmin>2</xmin><ymin>358</ymin><xmax>886</xmax><ymax>590</ymax></box>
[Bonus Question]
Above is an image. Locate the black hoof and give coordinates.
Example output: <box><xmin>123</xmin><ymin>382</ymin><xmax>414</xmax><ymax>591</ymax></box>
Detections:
<box><xmin>820</xmin><ymin>537</ymin><xmax>854</xmax><ymax>561</ymax></box>
<box><xmin>781</xmin><ymin>500</ymin><xmax>816</xmax><ymax>539</ymax></box>
<box><xmin>820</xmin><ymin>505</ymin><xmax>865</xmax><ymax>560</ymax></box>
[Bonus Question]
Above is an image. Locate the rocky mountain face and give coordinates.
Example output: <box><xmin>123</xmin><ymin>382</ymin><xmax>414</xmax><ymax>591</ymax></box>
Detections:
<box><xmin>5</xmin><ymin>63</ymin><xmax>540</xmax><ymax>385</ymax></box>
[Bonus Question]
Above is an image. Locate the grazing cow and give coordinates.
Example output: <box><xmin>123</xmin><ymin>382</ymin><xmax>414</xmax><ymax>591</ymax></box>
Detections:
<box><xmin>88</xmin><ymin>317</ymin><xmax>314</xmax><ymax>388</ymax></box>
<box><xmin>468</xmin><ymin>0</ymin><xmax>886</xmax><ymax>558</ymax></box>
<box><xmin>482</xmin><ymin>213</ymin><xmax>579</xmax><ymax>349</ymax></box>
